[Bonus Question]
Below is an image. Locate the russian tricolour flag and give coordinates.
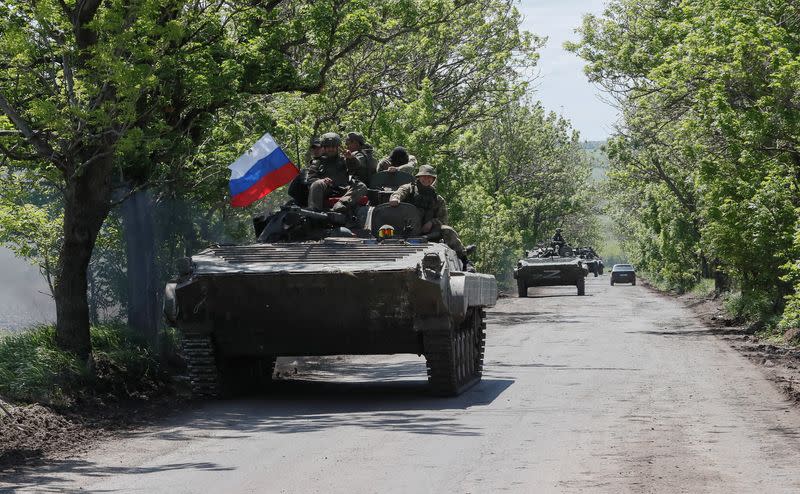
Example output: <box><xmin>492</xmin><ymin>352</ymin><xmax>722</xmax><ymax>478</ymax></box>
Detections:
<box><xmin>228</xmin><ymin>133</ymin><xmax>299</xmax><ymax>208</ymax></box>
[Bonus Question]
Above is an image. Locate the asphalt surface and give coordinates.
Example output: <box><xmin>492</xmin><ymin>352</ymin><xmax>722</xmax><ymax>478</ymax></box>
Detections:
<box><xmin>6</xmin><ymin>276</ymin><xmax>800</xmax><ymax>493</ymax></box>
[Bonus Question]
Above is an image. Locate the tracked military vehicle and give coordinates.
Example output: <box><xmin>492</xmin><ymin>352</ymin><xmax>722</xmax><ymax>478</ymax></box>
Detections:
<box><xmin>164</xmin><ymin>199</ymin><xmax>497</xmax><ymax>398</ymax></box>
<box><xmin>577</xmin><ymin>247</ymin><xmax>603</xmax><ymax>277</ymax></box>
<box><xmin>513</xmin><ymin>244</ymin><xmax>588</xmax><ymax>297</ymax></box>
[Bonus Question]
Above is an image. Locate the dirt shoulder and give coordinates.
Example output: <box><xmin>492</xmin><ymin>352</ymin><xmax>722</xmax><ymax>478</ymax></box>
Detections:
<box><xmin>640</xmin><ymin>279</ymin><xmax>800</xmax><ymax>404</ymax></box>
<box><xmin>0</xmin><ymin>356</ymin><xmax>358</xmax><ymax>473</ymax></box>
<box><xmin>0</xmin><ymin>399</ymin><xmax>185</xmax><ymax>474</ymax></box>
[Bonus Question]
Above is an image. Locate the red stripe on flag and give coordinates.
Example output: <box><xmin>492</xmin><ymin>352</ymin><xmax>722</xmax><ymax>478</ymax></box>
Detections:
<box><xmin>230</xmin><ymin>163</ymin><xmax>299</xmax><ymax>208</ymax></box>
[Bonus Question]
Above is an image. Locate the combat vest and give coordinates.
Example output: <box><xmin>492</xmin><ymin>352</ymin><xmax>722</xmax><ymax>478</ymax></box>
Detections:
<box><xmin>406</xmin><ymin>184</ymin><xmax>443</xmax><ymax>225</ymax></box>
<box><xmin>308</xmin><ymin>155</ymin><xmax>350</xmax><ymax>188</ymax></box>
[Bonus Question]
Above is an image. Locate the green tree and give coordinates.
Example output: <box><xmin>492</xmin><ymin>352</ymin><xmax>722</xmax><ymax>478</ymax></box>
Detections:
<box><xmin>569</xmin><ymin>0</ymin><xmax>800</xmax><ymax>315</ymax></box>
<box><xmin>0</xmin><ymin>0</ymin><xmax>488</xmax><ymax>359</ymax></box>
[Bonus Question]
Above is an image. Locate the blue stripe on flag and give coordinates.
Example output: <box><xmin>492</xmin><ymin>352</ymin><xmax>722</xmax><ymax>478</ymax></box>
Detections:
<box><xmin>229</xmin><ymin>147</ymin><xmax>292</xmax><ymax>196</ymax></box>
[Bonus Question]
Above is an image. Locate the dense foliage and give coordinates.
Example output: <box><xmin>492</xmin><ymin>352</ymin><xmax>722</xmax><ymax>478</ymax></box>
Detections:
<box><xmin>0</xmin><ymin>0</ymin><xmax>599</xmax><ymax>355</ymax></box>
<box><xmin>569</xmin><ymin>0</ymin><xmax>800</xmax><ymax>328</ymax></box>
<box><xmin>0</xmin><ymin>324</ymin><xmax>175</xmax><ymax>407</ymax></box>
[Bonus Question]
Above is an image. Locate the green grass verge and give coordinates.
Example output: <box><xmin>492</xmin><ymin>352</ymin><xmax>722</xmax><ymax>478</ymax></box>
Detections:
<box><xmin>0</xmin><ymin>324</ymin><xmax>178</xmax><ymax>408</ymax></box>
<box><xmin>689</xmin><ymin>278</ymin><xmax>716</xmax><ymax>297</ymax></box>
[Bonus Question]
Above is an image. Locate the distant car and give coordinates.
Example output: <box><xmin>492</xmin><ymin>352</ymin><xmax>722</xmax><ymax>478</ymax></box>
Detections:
<box><xmin>610</xmin><ymin>264</ymin><xmax>636</xmax><ymax>286</ymax></box>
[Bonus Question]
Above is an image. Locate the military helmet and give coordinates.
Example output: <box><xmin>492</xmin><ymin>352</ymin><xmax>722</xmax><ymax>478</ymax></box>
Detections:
<box><xmin>377</xmin><ymin>224</ymin><xmax>395</xmax><ymax>239</ymax></box>
<box><xmin>416</xmin><ymin>165</ymin><xmax>437</xmax><ymax>178</ymax></box>
<box><xmin>345</xmin><ymin>132</ymin><xmax>365</xmax><ymax>145</ymax></box>
<box><xmin>320</xmin><ymin>132</ymin><xmax>341</xmax><ymax>147</ymax></box>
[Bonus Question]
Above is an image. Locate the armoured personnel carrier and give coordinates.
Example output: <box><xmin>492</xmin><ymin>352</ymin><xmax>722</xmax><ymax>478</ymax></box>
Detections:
<box><xmin>577</xmin><ymin>247</ymin><xmax>603</xmax><ymax>277</ymax></box>
<box><xmin>513</xmin><ymin>244</ymin><xmax>588</xmax><ymax>297</ymax></box>
<box><xmin>164</xmin><ymin>200</ymin><xmax>497</xmax><ymax>398</ymax></box>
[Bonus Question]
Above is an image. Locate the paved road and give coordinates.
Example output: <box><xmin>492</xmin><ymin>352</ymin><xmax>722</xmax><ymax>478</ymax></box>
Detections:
<box><xmin>6</xmin><ymin>277</ymin><xmax>800</xmax><ymax>493</ymax></box>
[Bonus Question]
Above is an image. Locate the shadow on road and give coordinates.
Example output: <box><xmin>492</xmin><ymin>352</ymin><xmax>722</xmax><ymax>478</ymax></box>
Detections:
<box><xmin>523</xmin><ymin>293</ymin><xmax>590</xmax><ymax>299</ymax></box>
<box><xmin>1</xmin><ymin>374</ymin><xmax>513</xmax><ymax>492</ymax></box>
<box><xmin>2</xmin><ymin>461</ymin><xmax>233</xmax><ymax>493</ymax></box>
<box><xmin>151</xmin><ymin>375</ymin><xmax>515</xmax><ymax>439</ymax></box>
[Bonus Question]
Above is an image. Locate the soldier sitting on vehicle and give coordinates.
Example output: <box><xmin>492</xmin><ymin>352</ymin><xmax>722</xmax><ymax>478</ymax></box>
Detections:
<box><xmin>388</xmin><ymin>165</ymin><xmax>473</xmax><ymax>270</ymax></box>
<box><xmin>551</xmin><ymin>228</ymin><xmax>566</xmax><ymax>253</ymax></box>
<box><xmin>307</xmin><ymin>132</ymin><xmax>367</xmax><ymax>213</ymax></box>
<box><xmin>377</xmin><ymin>146</ymin><xmax>418</xmax><ymax>175</ymax></box>
<box><xmin>344</xmin><ymin>132</ymin><xmax>378</xmax><ymax>185</ymax></box>
<box><xmin>306</xmin><ymin>136</ymin><xmax>324</xmax><ymax>165</ymax></box>
<box><xmin>287</xmin><ymin>136</ymin><xmax>324</xmax><ymax>206</ymax></box>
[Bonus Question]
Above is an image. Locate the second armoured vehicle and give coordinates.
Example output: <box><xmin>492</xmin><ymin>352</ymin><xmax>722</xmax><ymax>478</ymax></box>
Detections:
<box><xmin>577</xmin><ymin>247</ymin><xmax>603</xmax><ymax>277</ymax></box>
<box><xmin>164</xmin><ymin>199</ymin><xmax>498</xmax><ymax>398</ymax></box>
<box><xmin>514</xmin><ymin>243</ymin><xmax>588</xmax><ymax>297</ymax></box>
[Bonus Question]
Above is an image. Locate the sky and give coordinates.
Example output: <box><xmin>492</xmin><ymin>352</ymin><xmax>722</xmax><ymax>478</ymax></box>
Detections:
<box><xmin>517</xmin><ymin>0</ymin><xmax>618</xmax><ymax>142</ymax></box>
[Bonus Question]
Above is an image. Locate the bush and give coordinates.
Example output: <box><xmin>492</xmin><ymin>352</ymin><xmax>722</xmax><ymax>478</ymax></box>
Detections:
<box><xmin>723</xmin><ymin>290</ymin><xmax>781</xmax><ymax>330</ymax></box>
<box><xmin>690</xmin><ymin>278</ymin><xmax>716</xmax><ymax>297</ymax></box>
<box><xmin>0</xmin><ymin>326</ymin><xmax>83</xmax><ymax>406</ymax></box>
<box><xmin>0</xmin><ymin>324</ymin><xmax>175</xmax><ymax>408</ymax></box>
<box><xmin>780</xmin><ymin>293</ymin><xmax>800</xmax><ymax>332</ymax></box>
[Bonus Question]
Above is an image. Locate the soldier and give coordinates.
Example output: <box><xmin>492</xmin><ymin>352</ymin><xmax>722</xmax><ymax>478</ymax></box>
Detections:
<box><xmin>377</xmin><ymin>146</ymin><xmax>418</xmax><ymax>174</ymax></box>
<box><xmin>388</xmin><ymin>165</ymin><xmax>472</xmax><ymax>268</ymax></box>
<box><xmin>308</xmin><ymin>136</ymin><xmax>324</xmax><ymax>163</ymax></box>
<box><xmin>344</xmin><ymin>132</ymin><xmax>378</xmax><ymax>185</ymax></box>
<box><xmin>551</xmin><ymin>228</ymin><xmax>568</xmax><ymax>256</ymax></box>
<box><xmin>307</xmin><ymin>132</ymin><xmax>367</xmax><ymax>213</ymax></box>
<box><xmin>287</xmin><ymin>136</ymin><xmax>323</xmax><ymax>206</ymax></box>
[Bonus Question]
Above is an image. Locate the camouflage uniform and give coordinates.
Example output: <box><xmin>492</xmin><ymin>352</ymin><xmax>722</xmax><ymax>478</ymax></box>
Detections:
<box><xmin>341</xmin><ymin>132</ymin><xmax>374</xmax><ymax>185</ymax></box>
<box><xmin>390</xmin><ymin>176</ymin><xmax>466</xmax><ymax>256</ymax></box>
<box><xmin>306</xmin><ymin>138</ymin><xmax>367</xmax><ymax>211</ymax></box>
<box><xmin>377</xmin><ymin>155</ymin><xmax>418</xmax><ymax>174</ymax></box>
<box><xmin>347</xmin><ymin>148</ymin><xmax>379</xmax><ymax>185</ymax></box>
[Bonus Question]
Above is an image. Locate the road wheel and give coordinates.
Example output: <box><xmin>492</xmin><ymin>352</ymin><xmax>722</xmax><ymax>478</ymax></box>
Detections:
<box><xmin>632</xmin><ymin>279</ymin><xmax>636</xmax><ymax>286</ymax></box>
<box><xmin>425</xmin><ymin>308</ymin><xmax>485</xmax><ymax>396</ymax></box>
<box><xmin>577</xmin><ymin>277</ymin><xmax>586</xmax><ymax>296</ymax></box>
<box><xmin>610</xmin><ymin>279</ymin><xmax>614</xmax><ymax>286</ymax></box>
<box><xmin>517</xmin><ymin>280</ymin><xmax>527</xmax><ymax>298</ymax></box>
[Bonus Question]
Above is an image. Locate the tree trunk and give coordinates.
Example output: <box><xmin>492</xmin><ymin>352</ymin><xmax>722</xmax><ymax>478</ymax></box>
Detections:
<box><xmin>121</xmin><ymin>188</ymin><xmax>160</xmax><ymax>348</ymax></box>
<box><xmin>54</xmin><ymin>158</ymin><xmax>113</xmax><ymax>361</ymax></box>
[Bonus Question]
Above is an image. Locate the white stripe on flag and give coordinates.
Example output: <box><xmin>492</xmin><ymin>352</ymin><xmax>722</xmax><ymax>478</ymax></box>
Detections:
<box><xmin>228</xmin><ymin>133</ymin><xmax>280</xmax><ymax>180</ymax></box>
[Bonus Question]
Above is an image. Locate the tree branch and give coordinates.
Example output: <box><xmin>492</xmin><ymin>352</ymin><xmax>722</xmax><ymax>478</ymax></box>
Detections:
<box><xmin>0</xmin><ymin>93</ymin><xmax>63</xmax><ymax>169</ymax></box>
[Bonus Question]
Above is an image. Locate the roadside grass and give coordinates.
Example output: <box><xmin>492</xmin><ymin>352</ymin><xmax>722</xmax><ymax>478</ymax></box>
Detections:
<box><xmin>721</xmin><ymin>290</ymin><xmax>785</xmax><ymax>342</ymax></box>
<box><xmin>690</xmin><ymin>278</ymin><xmax>716</xmax><ymax>297</ymax></box>
<box><xmin>638</xmin><ymin>271</ymin><xmax>674</xmax><ymax>292</ymax></box>
<box><xmin>0</xmin><ymin>324</ymin><xmax>179</xmax><ymax>408</ymax></box>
